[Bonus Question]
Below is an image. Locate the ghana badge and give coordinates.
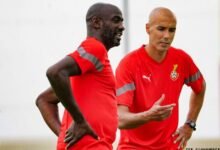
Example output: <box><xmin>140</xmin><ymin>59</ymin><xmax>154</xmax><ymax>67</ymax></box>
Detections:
<box><xmin>170</xmin><ymin>64</ymin><xmax>179</xmax><ymax>81</ymax></box>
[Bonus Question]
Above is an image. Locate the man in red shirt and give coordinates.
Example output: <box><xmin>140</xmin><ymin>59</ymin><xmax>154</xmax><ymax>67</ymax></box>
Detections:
<box><xmin>116</xmin><ymin>7</ymin><xmax>206</xmax><ymax>150</ymax></box>
<box><xmin>36</xmin><ymin>3</ymin><xmax>124</xmax><ymax>150</ymax></box>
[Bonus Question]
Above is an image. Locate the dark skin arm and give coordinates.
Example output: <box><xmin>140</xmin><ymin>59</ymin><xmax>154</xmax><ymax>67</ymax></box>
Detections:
<box><xmin>36</xmin><ymin>87</ymin><xmax>61</xmax><ymax>136</ymax></box>
<box><xmin>173</xmin><ymin>81</ymin><xmax>206</xmax><ymax>149</ymax></box>
<box><xmin>46</xmin><ymin>56</ymin><xmax>98</xmax><ymax>148</ymax></box>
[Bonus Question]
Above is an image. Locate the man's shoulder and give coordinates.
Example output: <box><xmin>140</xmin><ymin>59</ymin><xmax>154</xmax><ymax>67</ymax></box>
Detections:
<box><xmin>82</xmin><ymin>37</ymin><xmax>105</xmax><ymax>48</ymax></box>
<box><xmin>169</xmin><ymin>46</ymin><xmax>195</xmax><ymax>66</ymax></box>
<box><xmin>80</xmin><ymin>37</ymin><xmax>107</xmax><ymax>53</ymax></box>
<box><xmin>169</xmin><ymin>46</ymin><xmax>190</xmax><ymax>57</ymax></box>
<box><xmin>117</xmin><ymin>46</ymin><xmax>143</xmax><ymax>70</ymax></box>
<box><xmin>122</xmin><ymin>46</ymin><xmax>143</xmax><ymax>61</ymax></box>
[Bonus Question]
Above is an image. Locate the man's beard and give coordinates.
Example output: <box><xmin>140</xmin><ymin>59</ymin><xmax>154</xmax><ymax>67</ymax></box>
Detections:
<box><xmin>101</xmin><ymin>27</ymin><xmax>118</xmax><ymax>48</ymax></box>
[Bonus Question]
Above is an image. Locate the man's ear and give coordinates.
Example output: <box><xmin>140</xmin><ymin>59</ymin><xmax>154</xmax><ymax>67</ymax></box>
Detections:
<box><xmin>91</xmin><ymin>16</ymin><xmax>103</xmax><ymax>29</ymax></box>
<box><xmin>146</xmin><ymin>23</ymin><xmax>150</xmax><ymax>34</ymax></box>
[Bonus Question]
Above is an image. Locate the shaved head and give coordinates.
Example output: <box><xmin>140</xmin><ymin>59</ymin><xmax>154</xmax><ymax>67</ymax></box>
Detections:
<box><xmin>86</xmin><ymin>3</ymin><xmax>121</xmax><ymax>22</ymax></box>
<box><xmin>148</xmin><ymin>7</ymin><xmax>176</xmax><ymax>25</ymax></box>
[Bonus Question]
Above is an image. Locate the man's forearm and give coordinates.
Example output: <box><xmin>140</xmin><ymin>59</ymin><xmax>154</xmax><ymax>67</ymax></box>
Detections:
<box><xmin>118</xmin><ymin>109</ymin><xmax>151</xmax><ymax>129</ymax></box>
<box><xmin>38</xmin><ymin>102</ymin><xmax>61</xmax><ymax>136</ymax></box>
<box><xmin>186</xmin><ymin>82</ymin><xmax>206</xmax><ymax>122</ymax></box>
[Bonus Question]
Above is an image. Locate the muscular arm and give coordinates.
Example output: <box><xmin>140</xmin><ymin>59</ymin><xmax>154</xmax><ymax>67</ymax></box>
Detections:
<box><xmin>46</xmin><ymin>56</ymin><xmax>84</xmax><ymax>123</ymax></box>
<box><xmin>118</xmin><ymin>94</ymin><xmax>176</xmax><ymax>129</ymax></box>
<box><xmin>36</xmin><ymin>87</ymin><xmax>61</xmax><ymax>136</ymax></box>
<box><xmin>46</xmin><ymin>56</ymin><xmax>97</xmax><ymax>148</ymax></box>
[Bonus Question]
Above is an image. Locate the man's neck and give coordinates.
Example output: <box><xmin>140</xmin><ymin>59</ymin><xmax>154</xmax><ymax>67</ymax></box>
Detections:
<box><xmin>145</xmin><ymin>45</ymin><xmax>167</xmax><ymax>63</ymax></box>
<box><xmin>87</xmin><ymin>34</ymin><xmax>110</xmax><ymax>51</ymax></box>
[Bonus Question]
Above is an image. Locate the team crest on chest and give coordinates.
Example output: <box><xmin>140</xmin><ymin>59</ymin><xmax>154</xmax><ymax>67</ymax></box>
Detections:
<box><xmin>170</xmin><ymin>64</ymin><xmax>179</xmax><ymax>81</ymax></box>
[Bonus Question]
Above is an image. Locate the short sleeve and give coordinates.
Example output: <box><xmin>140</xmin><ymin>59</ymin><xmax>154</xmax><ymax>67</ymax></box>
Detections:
<box><xmin>183</xmin><ymin>52</ymin><xmax>204</xmax><ymax>94</ymax></box>
<box><xmin>68</xmin><ymin>38</ymin><xmax>106</xmax><ymax>74</ymax></box>
<box><xmin>116</xmin><ymin>55</ymin><xmax>135</xmax><ymax>107</ymax></box>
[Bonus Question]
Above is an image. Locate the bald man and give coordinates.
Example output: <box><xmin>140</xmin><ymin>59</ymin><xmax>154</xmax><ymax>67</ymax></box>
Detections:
<box><xmin>116</xmin><ymin>7</ymin><xmax>205</xmax><ymax>150</ymax></box>
<box><xmin>36</xmin><ymin>3</ymin><xmax>124</xmax><ymax>150</ymax></box>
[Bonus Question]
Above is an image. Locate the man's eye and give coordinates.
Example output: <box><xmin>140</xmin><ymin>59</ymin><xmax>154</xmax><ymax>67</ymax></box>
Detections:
<box><xmin>157</xmin><ymin>27</ymin><xmax>165</xmax><ymax>31</ymax></box>
<box><xmin>112</xmin><ymin>17</ymin><xmax>122</xmax><ymax>23</ymax></box>
<box><xmin>169</xmin><ymin>28</ymin><xmax>176</xmax><ymax>32</ymax></box>
<box><xmin>113</xmin><ymin>19</ymin><xmax>120</xmax><ymax>23</ymax></box>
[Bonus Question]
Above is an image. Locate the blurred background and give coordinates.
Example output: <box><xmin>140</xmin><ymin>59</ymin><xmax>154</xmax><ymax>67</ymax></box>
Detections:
<box><xmin>0</xmin><ymin>0</ymin><xmax>219</xmax><ymax>149</ymax></box>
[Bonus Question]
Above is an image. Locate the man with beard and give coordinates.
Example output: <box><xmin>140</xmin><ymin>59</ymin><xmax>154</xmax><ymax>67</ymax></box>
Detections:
<box><xmin>116</xmin><ymin>7</ymin><xmax>205</xmax><ymax>150</ymax></box>
<box><xmin>36</xmin><ymin>3</ymin><xmax>124</xmax><ymax>150</ymax></box>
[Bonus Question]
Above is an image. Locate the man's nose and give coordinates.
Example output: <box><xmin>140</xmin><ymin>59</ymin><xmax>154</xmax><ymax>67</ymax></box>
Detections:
<box><xmin>163</xmin><ymin>30</ymin><xmax>171</xmax><ymax>38</ymax></box>
<box><xmin>120</xmin><ymin>23</ymin><xmax>125</xmax><ymax>31</ymax></box>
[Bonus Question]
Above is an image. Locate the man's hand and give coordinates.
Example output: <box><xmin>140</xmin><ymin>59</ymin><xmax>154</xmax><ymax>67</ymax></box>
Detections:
<box><xmin>64</xmin><ymin>121</ymin><xmax>98</xmax><ymax>149</ymax></box>
<box><xmin>145</xmin><ymin>94</ymin><xmax>176</xmax><ymax>121</ymax></box>
<box><xmin>172</xmin><ymin>124</ymin><xmax>193</xmax><ymax>149</ymax></box>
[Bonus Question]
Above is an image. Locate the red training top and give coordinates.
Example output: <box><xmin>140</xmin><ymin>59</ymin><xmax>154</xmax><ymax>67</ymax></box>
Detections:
<box><xmin>57</xmin><ymin>37</ymin><xmax>118</xmax><ymax>150</ymax></box>
<box><xmin>116</xmin><ymin>45</ymin><xmax>204</xmax><ymax>150</ymax></box>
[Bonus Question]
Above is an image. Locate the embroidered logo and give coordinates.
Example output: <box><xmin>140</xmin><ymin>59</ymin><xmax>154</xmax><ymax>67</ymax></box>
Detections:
<box><xmin>170</xmin><ymin>64</ymin><xmax>179</xmax><ymax>81</ymax></box>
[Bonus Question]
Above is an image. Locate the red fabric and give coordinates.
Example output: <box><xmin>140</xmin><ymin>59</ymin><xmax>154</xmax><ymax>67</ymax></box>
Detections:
<box><xmin>57</xmin><ymin>37</ymin><xmax>117</xmax><ymax>150</ymax></box>
<box><xmin>116</xmin><ymin>45</ymin><xmax>204</xmax><ymax>150</ymax></box>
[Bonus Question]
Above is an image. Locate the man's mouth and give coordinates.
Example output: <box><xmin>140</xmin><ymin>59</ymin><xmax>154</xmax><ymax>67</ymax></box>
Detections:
<box><xmin>115</xmin><ymin>32</ymin><xmax>123</xmax><ymax>40</ymax></box>
<box><xmin>159</xmin><ymin>42</ymin><xmax>170</xmax><ymax>47</ymax></box>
